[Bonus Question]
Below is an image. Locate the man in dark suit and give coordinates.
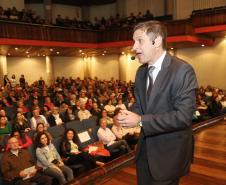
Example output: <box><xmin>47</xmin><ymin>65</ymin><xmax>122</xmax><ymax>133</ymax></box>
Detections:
<box><xmin>116</xmin><ymin>21</ymin><xmax>198</xmax><ymax>185</ymax></box>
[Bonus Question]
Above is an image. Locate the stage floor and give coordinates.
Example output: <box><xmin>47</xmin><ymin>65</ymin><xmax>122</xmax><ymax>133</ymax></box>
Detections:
<box><xmin>96</xmin><ymin>121</ymin><xmax>226</xmax><ymax>185</ymax></box>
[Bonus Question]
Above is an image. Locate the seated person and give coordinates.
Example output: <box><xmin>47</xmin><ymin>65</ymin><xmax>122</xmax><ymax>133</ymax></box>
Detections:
<box><xmin>13</xmin><ymin>112</ymin><xmax>31</xmax><ymax>133</ymax></box>
<box><xmin>6</xmin><ymin>130</ymin><xmax>33</xmax><ymax>151</ymax></box>
<box><xmin>115</xmin><ymin>99</ymin><xmax>127</xmax><ymax>110</ymax></box>
<box><xmin>33</xmin><ymin>122</ymin><xmax>53</xmax><ymax>142</ymax></box>
<box><xmin>35</xmin><ymin>132</ymin><xmax>74</xmax><ymax>185</ymax></box>
<box><xmin>60</xmin><ymin>129</ymin><xmax>99</xmax><ymax>171</ymax></box>
<box><xmin>101</xmin><ymin>109</ymin><xmax>113</xmax><ymax>125</ymax></box>
<box><xmin>30</xmin><ymin>108</ymin><xmax>49</xmax><ymax>131</ymax></box>
<box><xmin>112</xmin><ymin>109</ymin><xmax>139</xmax><ymax>149</ymax></box>
<box><xmin>77</xmin><ymin>103</ymin><xmax>92</xmax><ymax>121</ymax></box>
<box><xmin>1</xmin><ymin>136</ymin><xmax>52</xmax><ymax>185</ymax></box>
<box><xmin>62</xmin><ymin>106</ymin><xmax>76</xmax><ymax>122</ymax></box>
<box><xmin>90</xmin><ymin>102</ymin><xmax>101</xmax><ymax>117</ymax></box>
<box><xmin>97</xmin><ymin>118</ymin><xmax>130</xmax><ymax>156</ymax></box>
<box><xmin>47</xmin><ymin>107</ymin><xmax>64</xmax><ymax>126</ymax></box>
<box><xmin>104</xmin><ymin>99</ymin><xmax>116</xmax><ymax>117</ymax></box>
<box><xmin>0</xmin><ymin>116</ymin><xmax>12</xmax><ymax>136</ymax></box>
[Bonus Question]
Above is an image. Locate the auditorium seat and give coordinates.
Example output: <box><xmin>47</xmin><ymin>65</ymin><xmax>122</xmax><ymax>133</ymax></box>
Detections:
<box><xmin>47</xmin><ymin>125</ymin><xmax>65</xmax><ymax>138</ymax></box>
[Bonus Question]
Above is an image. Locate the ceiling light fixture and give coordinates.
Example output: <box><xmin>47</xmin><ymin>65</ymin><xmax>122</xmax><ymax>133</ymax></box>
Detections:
<box><xmin>50</xmin><ymin>48</ymin><xmax>53</xmax><ymax>51</ymax></box>
<box><xmin>15</xmin><ymin>47</ymin><xmax>18</xmax><ymax>50</ymax></box>
<box><xmin>79</xmin><ymin>50</ymin><xmax>82</xmax><ymax>53</ymax></box>
<box><xmin>170</xmin><ymin>47</ymin><xmax>174</xmax><ymax>50</ymax></box>
<box><xmin>201</xmin><ymin>44</ymin><xmax>205</xmax><ymax>47</ymax></box>
<box><xmin>121</xmin><ymin>51</ymin><xmax>125</xmax><ymax>55</ymax></box>
<box><xmin>56</xmin><ymin>52</ymin><xmax>60</xmax><ymax>55</ymax></box>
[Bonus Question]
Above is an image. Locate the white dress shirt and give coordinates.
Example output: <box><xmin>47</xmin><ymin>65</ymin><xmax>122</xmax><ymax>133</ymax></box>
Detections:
<box><xmin>147</xmin><ymin>51</ymin><xmax>166</xmax><ymax>88</ymax></box>
<box><xmin>97</xmin><ymin>127</ymin><xmax>116</xmax><ymax>146</ymax></box>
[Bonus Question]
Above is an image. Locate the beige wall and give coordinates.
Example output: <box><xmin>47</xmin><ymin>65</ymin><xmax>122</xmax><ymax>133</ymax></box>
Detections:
<box><xmin>91</xmin><ymin>55</ymin><xmax>119</xmax><ymax>80</ymax></box>
<box><xmin>53</xmin><ymin>57</ymin><xmax>84</xmax><ymax>79</ymax></box>
<box><xmin>89</xmin><ymin>3</ymin><xmax>117</xmax><ymax>22</ymax></box>
<box><xmin>7</xmin><ymin>57</ymin><xmax>47</xmax><ymax>84</ymax></box>
<box><xmin>0</xmin><ymin>0</ymin><xmax>24</xmax><ymax>10</ymax></box>
<box><xmin>176</xmin><ymin>38</ymin><xmax>226</xmax><ymax>89</ymax></box>
<box><xmin>174</xmin><ymin>0</ymin><xmax>226</xmax><ymax>19</ymax></box>
<box><xmin>25</xmin><ymin>3</ymin><xmax>44</xmax><ymax>18</ymax></box>
<box><xmin>124</xmin><ymin>0</ymin><xmax>165</xmax><ymax>16</ymax></box>
<box><xmin>5</xmin><ymin>38</ymin><xmax>226</xmax><ymax>90</ymax></box>
<box><xmin>52</xmin><ymin>4</ymin><xmax>81</xmax><ymax>22</ymax></box>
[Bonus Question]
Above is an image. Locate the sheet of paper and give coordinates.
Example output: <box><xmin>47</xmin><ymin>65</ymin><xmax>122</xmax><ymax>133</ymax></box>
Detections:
<box><xmin>78</xmin><ymin>131</ymin><xmax>91</xmax><ymax>143</ymax></box>
<box><xmin>88</xmin><ymin>146</ymin><xmax>98</xmax><ymax>153</ymax></box>
<box><xmin>23</xmin><ymin>166</ymin><xmax>36</xmax><ymax>180</ymax></box>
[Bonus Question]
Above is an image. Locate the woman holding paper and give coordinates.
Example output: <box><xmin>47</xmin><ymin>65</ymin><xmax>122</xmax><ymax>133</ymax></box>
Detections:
<box><xmin>60</xmin><ymin>129</ymin><xmax>103</xmax><ymax>172</ymax></box>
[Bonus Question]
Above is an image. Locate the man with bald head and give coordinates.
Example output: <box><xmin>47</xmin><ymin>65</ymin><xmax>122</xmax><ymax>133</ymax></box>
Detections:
<box><xmin>1</xmin><ymin>137</ymin><xmax>52</xmax><ymax>185</ymax></box>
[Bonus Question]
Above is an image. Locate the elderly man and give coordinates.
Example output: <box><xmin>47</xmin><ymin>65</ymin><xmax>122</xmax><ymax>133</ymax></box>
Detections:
<box><xmin>1</xmin><ymin>137</ymin><xmax>52</xmax><ymax>185</ymax></box>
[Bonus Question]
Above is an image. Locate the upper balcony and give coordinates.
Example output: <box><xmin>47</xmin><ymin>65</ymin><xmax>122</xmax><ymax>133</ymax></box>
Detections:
<box><xmin>0</xmin><ymin>6</ymin><xmax>225</xmax><ymax>57</ymax></box>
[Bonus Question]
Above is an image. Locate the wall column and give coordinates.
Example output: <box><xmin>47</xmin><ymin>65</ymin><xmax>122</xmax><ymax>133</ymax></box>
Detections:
<box><xmin>43</xmin><ymin>0</ymin><xmax>52</xmax><ymax>24</ymax></box>
<box><xmin>174</xmin><ymin>0</ymin><xmax>193</xmax><ymax>19</ymax></box>
<box><xmin>45</xmin><ymin>56</ymin><xmax>54</xmax><ymax>85</ymax></box>
<box><xmin>116</xmin><ymin>0</ymin><xmax>126</xmax><ymax>17</ymax></box>
<box><xmin>0</xmin><ymin>55</ymin><xmax>7</xmax><ymax>86</ymax></box>
<box><xmin>81</xmin><ymin>6</ymin><xmax>90</xmax><ymax>21</ymax></box>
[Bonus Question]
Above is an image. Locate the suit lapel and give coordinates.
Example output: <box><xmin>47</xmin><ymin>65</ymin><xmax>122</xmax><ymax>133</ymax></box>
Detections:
<box><xmin>147</xmin><ymin>53</ymin><xmax>171</xmax><ymax>110</ymax></box>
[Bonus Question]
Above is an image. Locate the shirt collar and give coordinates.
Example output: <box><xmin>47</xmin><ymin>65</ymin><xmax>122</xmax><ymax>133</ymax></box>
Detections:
<box><xmin>149</xmin><ymin>51</ymin><xmax>166</xmax><ymax>70</ymax></box>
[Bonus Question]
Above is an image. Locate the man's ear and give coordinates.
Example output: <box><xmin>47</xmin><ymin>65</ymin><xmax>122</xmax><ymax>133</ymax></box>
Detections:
<box><xmin>153</xmin><ymin>36</ymin><xmax>162</xmax><ymax>48</ymax></box>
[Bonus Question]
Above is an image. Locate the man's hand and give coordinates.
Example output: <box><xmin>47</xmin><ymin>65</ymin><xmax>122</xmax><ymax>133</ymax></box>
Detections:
<box><xmin>19</xmin><ymin>170</ymin><xmax>28</xmax><ymax>178</ymax></box>
<box><xmin>30</xmin><ymin>168</ymin><xmax>37</xmax><ymax>177</ymax></box>
<box><xmin>116</xmin><ymin>110</ymin><xmax>141</xmax><ymax>128</ymax></box>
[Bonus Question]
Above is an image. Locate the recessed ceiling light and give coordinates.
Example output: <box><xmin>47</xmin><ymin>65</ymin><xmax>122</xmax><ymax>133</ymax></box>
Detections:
<box><xmin>79</xmin><ymin>50</ymin><xmax>82</xmax><ymax>53</ymax></box>
<box><xmin>15</xmin><ymin>47</ymin><xmax>18</xmax><ymax>50</ymax></box>
<box><xmin>121</xmin><ymin>51</ymin><xmax>125</xmax><ymax>55</ymax></box>
<box><xmin>102</xmin><ymin>53</ymin><xmax>105</xmax><ymax>56</ymax></box>
<box><xmin>43</xmin><ymin>54</ymin><xmax>45</xmax><ymax>56</ymax></box>
<box><xmin>50</xmin><ymin>48</ymin><xmax>53</xmax><ymax>51</ymax></box>
<box><xmin>7</xmin><ymin>53</ymin><xmax>11</xmax><ymax>56</ymax></box>
<box><xmin>104</xmin><ymin>50</ymin><xmax>107</xmax><ymax>53</ymax></box>
<box><xmin>82</xmin><ymin>53</ymin><xmax>85</xmax><ymax>55</ymax></box>
<box><xmin>26</xmin><ymin>51</ymin><xmax>29</xmax><ymax>54</ymax></box>
<box><xmin>170</xmin><ymin>47</ymin><xmax>174</xmax><ymax>50</ymax></box>
<box><xmin>201</xmin><ymin>44</ymin><xmax>205</xmax><ymax>47</ymax></box>
<box><xmin>56</xmin><ymin>51</ymin><xmax>60</xmax><ymax>55</ymax></box>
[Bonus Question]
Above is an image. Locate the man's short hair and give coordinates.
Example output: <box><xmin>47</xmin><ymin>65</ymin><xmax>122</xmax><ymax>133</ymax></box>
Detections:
<box><xmin>133</xmin><ymin>20</ymin><xmax>167</xmax><ymax>50</ymax></box>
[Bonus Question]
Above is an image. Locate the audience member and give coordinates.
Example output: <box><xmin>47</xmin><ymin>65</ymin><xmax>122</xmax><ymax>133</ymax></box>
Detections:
<box><xmin>1</xmin><ymin>137</ymin><xmax>52</xmax><ymax>185</ymax></box>
<box><xmin>35</xmin><ymin>132</ymin><xmax>74</xmax><ymax>185</ymax></box>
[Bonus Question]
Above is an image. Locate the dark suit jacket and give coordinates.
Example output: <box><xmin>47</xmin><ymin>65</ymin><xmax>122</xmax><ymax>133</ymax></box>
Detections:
<box><xmin>132</xmin><ymin>53</ymin><xmax>198</xmax><ymax>181</ymax></box>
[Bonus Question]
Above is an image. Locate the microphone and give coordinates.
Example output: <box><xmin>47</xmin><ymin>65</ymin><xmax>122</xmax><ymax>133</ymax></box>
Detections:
<box><xmin>131</xmin><ymin>56</ymin><xmax>136</xmax><ymax>60</ymax></box>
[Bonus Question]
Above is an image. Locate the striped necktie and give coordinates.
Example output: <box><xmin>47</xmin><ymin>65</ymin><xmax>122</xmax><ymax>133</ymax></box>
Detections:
<box><xmin>146</xmin><ymin>66</ymin><xmax>155</xmax><ymax>101</ymax></box>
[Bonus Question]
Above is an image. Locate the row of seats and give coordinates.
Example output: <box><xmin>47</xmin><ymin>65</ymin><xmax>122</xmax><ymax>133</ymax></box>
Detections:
<box><xmin>0</xmin><ymin>116</ymin><xmax>104</xmax><ymax>184</ymax></box>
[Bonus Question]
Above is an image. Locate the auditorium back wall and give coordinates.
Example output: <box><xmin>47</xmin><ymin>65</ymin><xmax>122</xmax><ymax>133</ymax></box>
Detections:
<box><xmin>5</xmin><ymin>38</ymin><xmax>226</xmax><ymax>89</ymax></box>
